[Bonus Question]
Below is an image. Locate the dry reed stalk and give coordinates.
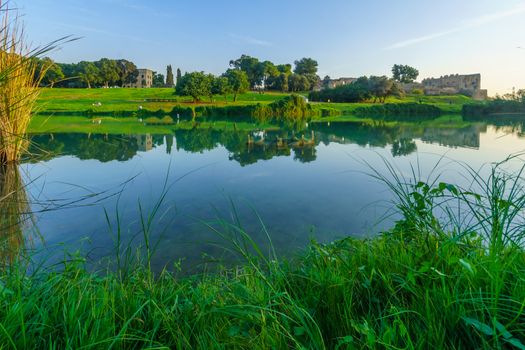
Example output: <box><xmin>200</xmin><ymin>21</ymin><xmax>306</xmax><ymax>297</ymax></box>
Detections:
<box><xmin>0</xmin><ymin>2</ymin><xmax>46</xmax><ymax>164</ymax></box>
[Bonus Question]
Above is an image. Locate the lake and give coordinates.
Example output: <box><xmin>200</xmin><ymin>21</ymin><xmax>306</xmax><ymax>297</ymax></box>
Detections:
<box><xmin>6</xmin><ymin>115</ymin><xmax>525</xmax><ymax>271</ymax></box>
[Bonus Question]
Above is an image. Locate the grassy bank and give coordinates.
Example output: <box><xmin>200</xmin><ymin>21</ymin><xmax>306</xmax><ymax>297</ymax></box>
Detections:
<box><xmin>36</xmin><ymin>88</ymin><xmax>472</xmax><ymax>116</ymax></box>
<box><xmin>1</xmin><ymin>159</ymin><xmax>524</xmax><ymax>349</ymax></box>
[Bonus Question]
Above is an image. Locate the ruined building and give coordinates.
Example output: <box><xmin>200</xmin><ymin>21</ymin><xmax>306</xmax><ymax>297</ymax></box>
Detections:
<box><xmin>421</xmin><ymin>74</ymin><xmax>487</xmax><ymax>100</ymax></box>
<box><xmin>125</xmin><ymin>68</ymin><xmax>154</xmax><ymax>88</ymax></box>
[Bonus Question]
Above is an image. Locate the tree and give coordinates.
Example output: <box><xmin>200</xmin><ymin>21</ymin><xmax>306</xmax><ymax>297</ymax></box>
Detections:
<box><xmin>260</xmin><ymin>60</ymin><xmax>279</xmax><ymax>91</ymax></box>
<box><xmin>175</xmin><ymin>71</ymin><xmax>213</xmax><ymax>102</ymax></box>
<box><xmin>368</xmin><ymin>76</ymin><xmax>394</xmax><ymax>103</ymax></box>
<box><xmin>322</xmin><ymin>75</ymin><xmax>331</xmax><ymax>89</ymax></box>
<box><xmin>212</xmin><ymin>76</ymin><xmax>232</xmax><ymax>102</ymax></box>
<box><xmin>288</xmin><ymin>73</ymin><xmax>310</xmax><ymax>92</ymax></box>
<box><xmin>95</xmin><ymin>58</ymin><xmax>119</xmax><ymax>88</ymax></box>
<box><xmin>77</xmin><ymin>61</ymin><xmax>99</xmax><ymax>88</ymax></box>
<box><xmin>176</xmin><ymin>68</ymin><xmax>182</xmax><ymax>84</ymax></box>
<box><xmin>294</xmin><ymin>58</ymin><xmax>318</xmax><ymax>75</ymax></box>
<box><xmin>152</xmin><ymin>72</ymin><xmax>165</xmax><ymax>87</ymax></box>
<box><xmin>116</xmin><ymin>59</ymin><xmax>138</xmax><ymax>87</ymax></box>
<box><xmin>392</xmin><ymin>64</ymin><xmax>419</xmax><ymax>83</ymax></box>
<box><xmin>223</xmin><ymin>69</ymin><xmax>249</xmax><ymax>102</ymax></box>
<box><xmin>166</xmin><ymin>65</ymin><xmax>174</xmax><ymax>87</ymax></box>
<box><xmin>229</xmin><ymin>54</ymin><xmax>263</xmax><ymax>89</ymax></box>
<box><xmin>38</xmin><ymin>58</ymin><xmax>64</xmax><ymax>88</ymax></box>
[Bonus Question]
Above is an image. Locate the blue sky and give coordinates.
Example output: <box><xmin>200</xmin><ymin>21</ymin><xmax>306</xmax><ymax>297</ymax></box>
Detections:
<box><xmin>16</xmin><ymin>0</ymin><xmax>525</xmax><ymax>94</ymax></box>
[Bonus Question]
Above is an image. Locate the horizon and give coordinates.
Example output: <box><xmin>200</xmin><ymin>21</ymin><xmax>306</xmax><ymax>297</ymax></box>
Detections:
<box><xmin>17</xmin><ymin>0</ymin><xmax>525</xmax><ymax>95</ymax></box>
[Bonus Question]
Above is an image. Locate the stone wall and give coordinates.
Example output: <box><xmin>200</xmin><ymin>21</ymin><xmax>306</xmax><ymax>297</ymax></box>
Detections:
<box><xmin>422</xmin><ymin>73</ymin><xmax>486</xmax><ymax>100</ymax></box>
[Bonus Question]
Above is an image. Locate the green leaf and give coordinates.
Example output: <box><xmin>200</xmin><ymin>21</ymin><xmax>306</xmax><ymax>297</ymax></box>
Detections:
<box><xmin>294</xmin><ymin>326</ymin><xmax>306</xmax><ymax>336</ymax></box>
<box><xmin>505</xmin><ymin>338</ymin><xmax>525</xmax><ymax>350</ymax></box>
<box><xmin>462</xmin><ymin>316</ymin><xmax>493</xmax><ymax>336</ymax></box>
<box><xmin>494</xmin><ymin>319</ymin><xmax>512</xmax><ymax>339</ymax></box>
<box><xmin>459</xmin><ymin>259</ymin><xmax>476</xmax><ymax>275</ymax></box>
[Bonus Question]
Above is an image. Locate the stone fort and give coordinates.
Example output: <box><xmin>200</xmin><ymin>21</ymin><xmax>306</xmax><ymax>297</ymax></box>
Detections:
<box><xmin>421</xmin><ymin>74</ymin><xmax>487</xmax><ymax>100</ymax></box>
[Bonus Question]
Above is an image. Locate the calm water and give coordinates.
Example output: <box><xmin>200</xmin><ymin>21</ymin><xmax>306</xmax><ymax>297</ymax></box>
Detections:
<box><xmin>6</xmin><ymin>116</ymin><xmax>525</xmax><ymax>271</ymax></box>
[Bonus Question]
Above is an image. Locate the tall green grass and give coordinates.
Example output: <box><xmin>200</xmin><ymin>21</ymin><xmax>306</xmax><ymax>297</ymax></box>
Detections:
<box><xmin>0</xmin><ymin>157</ymin><xmax>524</xmax><ymax>348</ymax></box>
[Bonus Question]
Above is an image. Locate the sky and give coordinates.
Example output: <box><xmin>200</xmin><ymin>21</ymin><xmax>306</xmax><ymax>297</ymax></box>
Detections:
<box><xmin>14</xmin><ymin>0</ymin><xmax>525</xmax><ymax>95</ymax></box>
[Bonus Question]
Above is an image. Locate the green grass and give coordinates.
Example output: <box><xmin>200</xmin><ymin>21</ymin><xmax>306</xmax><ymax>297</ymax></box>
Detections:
<box><xmin>311</xmin><ymin>94</ymin><xmax>473</xmax><ymax>115</ymax></box>
<box><xmin>0</xmin><ymin>157</ymin><xmax>524</xmax><ymax>348</ymax></box>
<box><xmin>36</xmin><ymin>88</ymin><xmax>292</xmax><ymax>114</ymax></box>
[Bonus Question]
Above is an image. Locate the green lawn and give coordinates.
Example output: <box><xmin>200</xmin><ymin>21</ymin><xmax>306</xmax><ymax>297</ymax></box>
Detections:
<box><xmin>36</xmin><ymin>88</ymin><xmax>292</xmax><ymax>114</ymax></box>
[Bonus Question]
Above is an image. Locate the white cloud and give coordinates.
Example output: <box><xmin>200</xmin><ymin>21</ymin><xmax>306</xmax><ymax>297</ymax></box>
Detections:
<box><xmin>385</xmin><ymin>2</ymin><xmax>525</xmax><ymax>50</ymax></box>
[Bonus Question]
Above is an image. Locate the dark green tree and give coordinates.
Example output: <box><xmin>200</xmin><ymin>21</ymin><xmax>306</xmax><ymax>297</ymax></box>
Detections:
<box><xmin>392</xmin><ymin>64</ymin><xmax>419</xmax><ymax>83</ymax></box>
<box><xmin>176</xmin><ymin>68</ymin><xmax>182</xmax><ymax>84</ymax></box>
<box><xmin>152</xmin><ymin>72</ymin><xmax>165</xmax><ymax>87</ymax></box>
<box><xmin>116</xmin><ymin>59</ymin><xmax>138</xmax><ymax>87</ymax></box>
<box><xmin>166</xmin><ymin>65</ymin><xmax>174</xmax><ymax>87</ymax></box>
<box><xmin>294</xmin><ymin>58</ymin><xmax>318</xmax><ymax>75</ymax></box>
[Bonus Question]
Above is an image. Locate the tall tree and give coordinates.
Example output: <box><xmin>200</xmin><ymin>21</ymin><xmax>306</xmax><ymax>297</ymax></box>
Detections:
<box><xmin>176</xmin><ymin>68</ymin><xmax>182</xmax><ymax>84</ymax></box>
<box><xmin>294</xmin><ymin>58</ymin><xmax>318</xmax><ymax>75</ymax></box>
<box><xmin>116</xmin><ymin>59</ymin><xmax>138</xmax><ymax>87</ymax></box>
<box><xmin>166</xmin><ymin>65</ymin><xmax>174</xmax><ymax>87</ymax></box>
<box><xmin>392</xmin><ymin>64</ymin><xmax>419</xmax><ymax>83</ymax></box>
<box><xmin>223</xmin><ymin>69</ymin><xmax>249</xmax><ymax>102</ymax></box>
<box><xmin>229</xmin><ymin>54</ymin><xmax>263</xmax><ymax>89</ymax></box>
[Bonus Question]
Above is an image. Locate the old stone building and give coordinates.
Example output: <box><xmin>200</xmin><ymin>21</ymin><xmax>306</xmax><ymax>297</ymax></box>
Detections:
<box><xmin>125</xmin><ymin>68</ymin><xmax>153</xmax><ymax>88</ymax></box>
<box><xmin>422</xmin><ymin>74</ymin><xmax>487</xmax><ymax>100</ymax></box>
<box><xmin>325</xmin><ymin>77</ymin><xmax>357</xmax><ymax>89</ymax></box>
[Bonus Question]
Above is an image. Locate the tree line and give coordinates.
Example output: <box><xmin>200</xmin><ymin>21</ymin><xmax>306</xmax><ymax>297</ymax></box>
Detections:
<box><xmin>35</xmin><ymin>57</ymin><xmax>171</xmax><ymax>88</ymax></box>
<box><xmin>175</xmin><ymin>55</ymin><xmax>321</xmax><ymax>102</ymax></box>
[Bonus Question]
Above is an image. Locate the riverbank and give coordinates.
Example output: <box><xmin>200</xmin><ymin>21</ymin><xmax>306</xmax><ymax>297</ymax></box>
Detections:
<box><xmin>2</xmin><ymin>162</ymin><xmax>524</xmax><ymax>349</ymax></box>
<box><xmin>36</xmin><ymin>88</ymin><xmax>472</xmax><ymax>116</ymax></box>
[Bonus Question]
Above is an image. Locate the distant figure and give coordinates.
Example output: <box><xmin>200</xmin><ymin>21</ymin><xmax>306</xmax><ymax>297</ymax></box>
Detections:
<box><xmin>138</xmin><ymin>105</ymin><xmax>143</xmax><ymax>110</ymax></box>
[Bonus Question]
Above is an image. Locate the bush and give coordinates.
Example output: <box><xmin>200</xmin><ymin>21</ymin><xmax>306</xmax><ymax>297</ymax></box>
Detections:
<box><xmin>354</xmin><ymin>103</ymin><xmax>441</xmax><ymax>119</ymax></box>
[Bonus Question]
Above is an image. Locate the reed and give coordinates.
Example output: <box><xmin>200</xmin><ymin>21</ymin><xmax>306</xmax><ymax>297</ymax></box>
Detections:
<box><xmin>0</xmin><ymin>2</ymin><xmax>47</xmax><ymax>165</ymax></box>
<box><xmin>0</xmin><ymin>164</ymin><xmax>29</xmax><ymax>265</ymax></box>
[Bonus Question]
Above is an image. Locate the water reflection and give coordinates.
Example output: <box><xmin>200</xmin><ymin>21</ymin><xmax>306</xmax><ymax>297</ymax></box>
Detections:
<box><xmin>0</xmin><ymin>165</ymin><xmax>30</xmax><ymax>265</ymax></box>
<box><xmin>11</xmin><ymin>114</ymin><xmax>525</xmax><ymax>271</ymax></box>
<box><xmin>25</xmin><ymin>117</ymin><xmax>507</xmax><ymax>164</ymax></box>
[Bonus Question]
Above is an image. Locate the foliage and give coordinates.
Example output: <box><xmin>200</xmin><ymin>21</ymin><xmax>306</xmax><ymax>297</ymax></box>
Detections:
<box><xmin>166</xmin><ymin>64</ymin><xmax>174</xmax><ymax>87</ymax></box>
<box><xmin>392</xmin><ymin>64</ymin><xmax>419</xmax><ymax>83</ymax></box>
<box><xmin>0</xmin><ymin>159</ymin><xmax>525</xmax><ymax>348</ymax></box>
<box><xmin>310</xmin><ymin>76</ymin><xmax>403</xmax><ymax>103</ymax></box>
<box><xmin>354</xmin><ymin>103</ymin><xmax>442</xmax><ymax>118</ymax></box>
<box><xmin>462</xmin><ymin>95</ymin><xmax>525</xmax><ymax>116</ymax></box>
<box><xmin>223</xmin><ymin>69</ymin><xmax>249</xmax><ymax>102</ymax></box>
<box><xmin>175</xmin><ymin>71</ymin><xmax>213</xmax><ymax>103</ymax></box>
<box><xmin>0</xmin><ymin>5</ymin><xmax>46</xmax><ymax>164</ymax></box>
<box><xmin>152</xmin><ymin>72</ymin><xmax>165</xmax><ymax>87</ymax></box>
